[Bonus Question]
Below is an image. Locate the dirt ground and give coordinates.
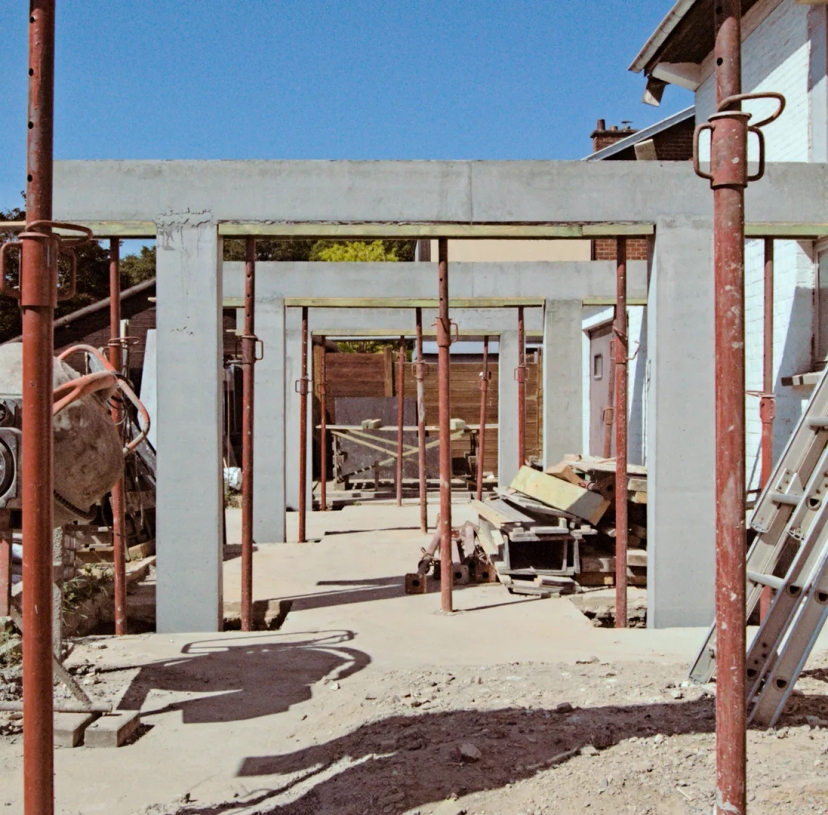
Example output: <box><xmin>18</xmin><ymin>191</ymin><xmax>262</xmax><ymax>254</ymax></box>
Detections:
<box><xmin>3</xmin><ymin>501</ymin><xmax>828</xmax><ymax>815</ymax></box>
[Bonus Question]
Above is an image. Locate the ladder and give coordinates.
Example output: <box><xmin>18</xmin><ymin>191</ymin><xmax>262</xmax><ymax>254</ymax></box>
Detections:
<box><xmin>690</xmin><ymin>368</ymin><xmax>828</xmax><ymax>726</ymax></box>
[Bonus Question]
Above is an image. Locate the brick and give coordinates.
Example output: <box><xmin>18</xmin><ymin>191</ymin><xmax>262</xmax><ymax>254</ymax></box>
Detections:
<box><xmin>83</xmin><ymin>711</ymin><xmax>141</xmax><ymax>748</ymax></box>
<box><xmin>54</xmin><ymin>712</ymin><xmax>97</xmax><ymax>748</ymax></box>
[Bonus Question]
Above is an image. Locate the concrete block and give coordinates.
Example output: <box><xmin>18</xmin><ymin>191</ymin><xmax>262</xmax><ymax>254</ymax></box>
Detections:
<box><xmin>84</xmin><ymin>711</ymin><xmax>141</xmax><ymax>748</ymax></box>
<box><xmin>54</xmin><ymin>712</ymin><xmax>97</xmax><ymax>748</ymax></box>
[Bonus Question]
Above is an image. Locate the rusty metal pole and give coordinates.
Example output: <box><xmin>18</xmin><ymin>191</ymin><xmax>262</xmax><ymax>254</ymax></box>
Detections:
<box><xmin>476</xmin><ymin>336</ymin><xmax>490</xmax><ymax>501</ymax></box>
<box><xmin>437</xmin><ymin>239</ymin><xmax>453</xmax><ymax>612</ymax></box>
<box><xmin>298</xmin><ymin>306</ymin><xmax>309</xmax><ymax>543</ymax></box>
<box><xmin>108</xmin><ymin>239</ymin><xmax>127</xmax><ymax>635</ymax></box>
<box><xmin>240</xmin><ymin>237</ymin><xmax>256</xmax><ymax>631</ymax></box>
<box><xmin>22</xmin><ymin>3</ymin><xmax>57</xmax><ymax>813</ymax></box>
<box><xmin>319</xmin><ymin>336</ymin><xmax>328</xmax><ymax>512</ymax></box>
<box><xmin>614</xmin><ymin>238</ymin><xmax>628</xmax><ymax>628</ymax></box>
<box><xmin>415</xmin><ymin>309</ymin><xmax>428</xmax><ymax>533</ymax></box>
<box><xmin>713</xmin><ymin>4</ymin><xmax>747</xmax><ymax>811</ymax></box>
<box><xmin>516</xmin><ymin>307</ymin><xmax>526</xmax><ymax>466</ymax></box>
<box><xmin>396</xmin><ymin>336</ymin><xmax>405</xmax><ymax>507</ymax></box>
<box><xmin>759</xmin><ymin>238</ymin><xmax>775</xmax><ymax>619</ymax></box>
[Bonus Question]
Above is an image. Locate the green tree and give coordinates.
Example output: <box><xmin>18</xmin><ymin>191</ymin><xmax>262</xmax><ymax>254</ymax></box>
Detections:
<box><xmin>310</xmin><ymin>239</ymin><xmax>398</xmax><ymax>262</ymax></box>
<box><xmin>120</xmin><ymin>245</ymin><xmax>156</xmax><ymax>287</ymax></box>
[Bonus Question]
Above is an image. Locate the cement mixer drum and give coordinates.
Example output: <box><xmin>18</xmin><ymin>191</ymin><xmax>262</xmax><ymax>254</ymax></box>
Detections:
<box><xmin>0</xmin><ymin>342</ymin><xmax>124</xmax><ymax>527</ymax></box>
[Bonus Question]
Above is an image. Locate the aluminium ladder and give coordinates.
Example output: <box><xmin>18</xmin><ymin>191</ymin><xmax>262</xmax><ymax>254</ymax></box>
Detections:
<box><xmin>690</xmin><ymin>368</ymin><xmax>828</xmax><ymax>725</ymax></box>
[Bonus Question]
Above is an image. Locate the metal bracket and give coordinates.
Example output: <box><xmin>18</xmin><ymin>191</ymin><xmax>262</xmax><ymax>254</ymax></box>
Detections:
<box><xmin>295</xmin><ymin>378</ymin><xmax>310</xmax><ymax>395</ymax></box>
<box><xmin>514</xmin><ymin>365</ymin><xmax>527</xmax><ymax>384</ymax></box>
<box><xmin>413</xmin><ymin>361</ymin><xmax>428</xmax><ymax>382</ymax></box>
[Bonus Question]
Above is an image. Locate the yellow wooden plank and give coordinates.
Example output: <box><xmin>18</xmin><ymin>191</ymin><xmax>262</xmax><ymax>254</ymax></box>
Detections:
<box><xmin>510</xmin><ymin>465</ymin><xmax>609</xmax><ymax>525</ymax></box>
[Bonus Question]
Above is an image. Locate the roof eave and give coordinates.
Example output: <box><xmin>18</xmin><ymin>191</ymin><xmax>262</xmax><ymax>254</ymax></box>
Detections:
<box><xmin>629</xmin><ymin>0</ymin><xmax>700</xmax><ymax>74</ymax></box>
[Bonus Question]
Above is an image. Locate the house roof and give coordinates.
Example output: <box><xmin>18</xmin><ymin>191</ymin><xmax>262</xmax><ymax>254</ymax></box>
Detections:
<box><xmin>53</xmin><ymin>277</ymin><xmax>156</xmax><ymax>331</ymax></box>
<box><xmin>630</xmin><ymin>0</ymin><xmax>762</xmax><ymax>76</ymax></box>
<box><xmin>583</xmin><ymin>106</ymin><xmax>695</xmax><ymax>161</ymax></box>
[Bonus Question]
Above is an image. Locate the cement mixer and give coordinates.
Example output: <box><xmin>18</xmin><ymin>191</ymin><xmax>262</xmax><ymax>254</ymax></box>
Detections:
<box><xmin>0</xmin><ymin>341</ymin><xmax>149</xmax><ymax>527</ymax></box>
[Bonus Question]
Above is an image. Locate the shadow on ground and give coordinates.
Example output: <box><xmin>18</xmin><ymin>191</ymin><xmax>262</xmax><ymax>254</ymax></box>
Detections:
<box><xmin>167</xmin><ymin>696</ymin><xmax>715</xmax><ymax>814</ymax></box>
<box><xmin>166</xmin><ymin>687</ymin><xmax>828</xmax><ymax>815</ymax></box>
<box><xmin>119</xmin><ymin>630</ymin><xmax>369</xmax><ymax>724</ymax></box>
<box><xmin>264</xmin><ymin>576</ymin><xmax>502</xmax><ymax>613</ymax></box>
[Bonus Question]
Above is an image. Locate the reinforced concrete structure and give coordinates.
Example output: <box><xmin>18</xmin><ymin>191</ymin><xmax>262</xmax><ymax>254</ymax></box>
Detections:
<box><xmin>51</xmin><ymin>159</ymin><xmax>828</xmax><ymax>632</ymax></box>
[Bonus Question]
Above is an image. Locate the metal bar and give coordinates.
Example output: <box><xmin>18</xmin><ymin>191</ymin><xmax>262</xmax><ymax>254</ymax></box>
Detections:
<box><xmin>517</xmin><ymin>307</ymin><xmax>526</xmax><ymax>466</ymax></box>
<box><xmin>0</xmin><ymin>511</ymin><xmax>10</xmax><ymax>618</ymax></box>
<box><xmin>759</xmin><ymin>238</ymin><xmax>775</xmax><ymax>619</ymax></box>
<box><xmin>298</xmin><ymin>306</ymin><xmax>309</xmax><ymax>543</ymax></box>
<box><xmin>437</xmin><ymin>239</ymin><xmax>453</xmax><ymax>613</ymax></box>
<box><xmin>240</xmin><ymin>237</ymin><xmax>256</xmax><ymax>630</ymax></box>
<box><xmin>476</xmin><ymin>336</ymin><xmax>490</xmax><ymax>501</ymax></box>
<box><xmin>396</xmin><ymin>336</ymin><xmax>405</xmax><ymax>506</ymax></box>
<box><xmin>415</xmin><ymin>308</ymin><xmax>427</xmax><ymax>533</ymax></box>
<box><xmin>108</xmin><ymin>239</ymin><xmax>127</xmax><ymax>636</ymax></box>
<box><xmin>713</xmin><ymin>3</ymin><xmax>747</xmax><ymax>811</ymax></box>
<box><xmin>22</xmin><ymin>4</ymin><xmax>57</xmax><ymax>813</ymax></box>
<box><xmin>319</xmin><ymin>336</ymin><xmax>328</xmax><ymax>511</ymax></box>
<box><xmin>614</xmin><ymin>238</ymin><xmax>628</xmax><ymax>629</ymax></box>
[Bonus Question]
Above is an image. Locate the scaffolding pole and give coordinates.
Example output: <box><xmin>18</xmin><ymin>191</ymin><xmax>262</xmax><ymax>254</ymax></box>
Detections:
<box><xmin>437</xmin><ymin>239</ymin><xmax>453</xmax><ymax>612</ymax></box>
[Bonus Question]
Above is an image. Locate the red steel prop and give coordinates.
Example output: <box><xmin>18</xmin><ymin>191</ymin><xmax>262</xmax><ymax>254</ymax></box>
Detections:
<box><xmin>415</xmin><ymin>309</ymin><xmax>428</xmax><ymax>533</ymax></box>
<box><xmin>476</xmin><ymin>336</ymin><xmax>491</xmax><ymax>501</ymax></box>
<box><xmin>240</xmin><ymin>238</ymin><xmax>257</xmax><ymax>630</ymax></box>
<box><xmin>108</xmin><ymin>239</ymin><xmax>127</xmax><ymax>635</ymax></box>
<box><xmin>22</xmin><ymin>4</ymin><xmax>58</xmax><ymax>812</ymax></box>
<box><xmin>516</xmin><ymin>307</ymin><xmax>526</xmax><ymax>466</ymax></box>
<box><xmin>396</xmin><ymin>336</ymin><xmax>405</xmax><ymax>506</ymax></box>
<box><xmin>437</xmin><ymin>239</ymin><xmax>453</xmax><ymax>612</ymax></box>
<box><xmin>759</xmin><ymin>238</ymin><xmax>775</xmax><ymax>619</ymax></box>
<box><xmin>297</xmin><ymin>306</ymin><xmax>309</xmax><ymax>543</ymax></box>
<box><xmin>319</xmin><ymin>335</ymin><xmax>328</xmax><ymax>512</ymax></box>
<box><xmin>614</xmin><ymin>239</ymin><xmax>628</xmax><ymax>628</ymax></box>
<box><xmin>692</xmin><ymin>3</ymin><xmax>785</xmax><ymax>810</ymax></box>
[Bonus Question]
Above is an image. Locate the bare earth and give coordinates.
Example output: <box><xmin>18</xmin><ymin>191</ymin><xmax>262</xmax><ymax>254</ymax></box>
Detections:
<box><xmin>2</xmin><ymin>502</ymin><xmax>828</xmax><ymax>815</ymax></box>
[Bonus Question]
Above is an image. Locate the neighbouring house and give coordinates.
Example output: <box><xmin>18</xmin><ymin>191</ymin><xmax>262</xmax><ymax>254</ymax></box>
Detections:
<box><xmin>631</xmin><ymin>0</ymin><xmax>828</xmax><ymax>490</ymax></box>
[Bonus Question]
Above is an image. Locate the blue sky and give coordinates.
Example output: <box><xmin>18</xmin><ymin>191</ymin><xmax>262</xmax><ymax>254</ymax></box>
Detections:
<box><xmin>0</xmin><ymin>1</ymin><xmax>691</xmax><ymax>211</ymax></box>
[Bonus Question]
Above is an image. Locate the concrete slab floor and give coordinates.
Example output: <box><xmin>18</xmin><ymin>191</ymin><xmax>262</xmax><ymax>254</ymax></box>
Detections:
<box><xmin>3</xmin><ymin>501</ymin><xmax>826</xmax><ymax>814</ymax></box>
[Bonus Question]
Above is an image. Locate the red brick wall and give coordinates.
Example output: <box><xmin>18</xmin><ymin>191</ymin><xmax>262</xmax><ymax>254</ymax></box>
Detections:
<box><xmin>592</xmin><ymin>238</ymin><xmax>649</xmax><ymax>261</ymax></box>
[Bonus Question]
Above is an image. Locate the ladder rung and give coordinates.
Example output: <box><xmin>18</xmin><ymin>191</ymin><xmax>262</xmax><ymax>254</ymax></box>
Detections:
<box><xmin>808</xmin><ymin>417</ymin><xmax>828</xmax><ymax>430</ymax></box>
<box><xmin>770</xmin><ymin>492</ymin><xmax>802</xmax><ymax>506</ymax></box>
<box><xmin>746</xmin><ymin>570</ymin><xmax>785</xmax><ymax>591</ymax></box>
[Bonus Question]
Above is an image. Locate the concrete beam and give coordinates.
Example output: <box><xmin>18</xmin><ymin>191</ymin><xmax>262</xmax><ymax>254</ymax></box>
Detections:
<box><xmin>53</xmin><ymin>161</ymin><xmax>828</xmax><ymax>227</ymax></box>
<box><xmin>222</xmin><ymin>261</ymin><xmax>650</xmax><ymax>303</ymax></box>
<box><xmin>155</xmin><ymin>218</ymin><xmax>223</xmax><ymax>633</ymax></box>
<box><xmin>647</xmin><ymin>217</ymin><xmax>715</xmax><ymax>629</ymax></box>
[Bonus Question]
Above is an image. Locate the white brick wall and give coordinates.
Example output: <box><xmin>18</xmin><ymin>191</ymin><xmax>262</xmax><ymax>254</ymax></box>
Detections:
<box><xmin>696</xmin><ymin>1</ymin><xmax>818</xmax><ymax>486</ymax></box>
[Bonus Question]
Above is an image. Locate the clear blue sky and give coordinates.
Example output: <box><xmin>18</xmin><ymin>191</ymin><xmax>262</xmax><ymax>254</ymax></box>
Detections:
<box><xmin>0</xmin><ymin>1</ymin><xmax>691</xmax><ymax>210</ymax></box>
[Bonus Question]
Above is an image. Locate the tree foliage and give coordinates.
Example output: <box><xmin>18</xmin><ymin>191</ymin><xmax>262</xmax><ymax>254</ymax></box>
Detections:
<box><xmin>223</xmin><ymin>238</ymin><xmax>415</xmax><ymax>262</ymax></box>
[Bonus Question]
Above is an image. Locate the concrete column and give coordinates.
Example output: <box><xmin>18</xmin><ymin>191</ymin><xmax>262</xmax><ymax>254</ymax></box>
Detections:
<box><xmin>284</xmin><ymin>309</ymin><xmax>313</xmax><ymax>520</ymax></box>
<box><xmin>155</xmin><ymin>218</ymin><xmax>223</xmax><ymax>633</ymax></box>
<box><xmin>253</xmin><ymin>296</ymin><xmax>286</xmax><ymax>542</ymax></box>
<box><xmin>647</xmin><ymin>217</ymin><xmax>715</xmax><ymax>628</ymax></box>
<box><xmin>542</xmin><ymin>299</ymin><xmax>583</xmax><ymax>467</ymax></box>
<box><xmin>498</xmin><ymin>330</ymin><xmax>519</xmax><ymax>488</ymax></box>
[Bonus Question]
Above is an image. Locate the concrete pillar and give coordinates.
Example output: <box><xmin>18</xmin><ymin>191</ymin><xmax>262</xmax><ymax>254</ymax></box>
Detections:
<box><xmin>155</xmin><ymin>218</ymin><xmax>224</xmax><ymax>633</ymax></box>
<box><xmin>498</xmin><ymin>330</ymin><xmax>519</xmax><ymax>488</ymax></box>
<box><xmin>542</xmin><ymin>299</ymin><xmax>583</xmax><ymax>467</ymax></box>
<box><xmin>647</xmin><ymin>217</ymin><xmax>715</xmax><ymax>628</ymax></box>
<box><xmin>284</xmin><ymin>309</ymin><xmax>313</xmax><ymax>520</ymax></box>
<box><xmin>253</xmin><ymin>296</ymin><xmax>286</xmax><ymax>542</ymax></box>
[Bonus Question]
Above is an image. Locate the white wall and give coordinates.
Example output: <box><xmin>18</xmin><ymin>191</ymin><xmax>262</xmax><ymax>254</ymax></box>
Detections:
<box><xmin>696</xmin><ymin>0</ymin><xmax>821</xmax><ymax>485</ymax></box>
<box><xmin>581</xmin><ymin>305</ymin><xmax>648</xmax><ymax>466</ymax></box>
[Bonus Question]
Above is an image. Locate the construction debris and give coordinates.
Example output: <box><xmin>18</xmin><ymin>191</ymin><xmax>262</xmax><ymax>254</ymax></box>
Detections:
<box><xmin>469</xmin><ymin>456</ymin><xmax>647</xmax><ymax>597</ymax></box>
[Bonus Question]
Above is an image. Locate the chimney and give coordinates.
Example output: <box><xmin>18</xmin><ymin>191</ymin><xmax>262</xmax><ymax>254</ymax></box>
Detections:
<box><xmin>590</xmin><ymin>119</ymin><xmax>639</xmax><ymax>153</ymax></box>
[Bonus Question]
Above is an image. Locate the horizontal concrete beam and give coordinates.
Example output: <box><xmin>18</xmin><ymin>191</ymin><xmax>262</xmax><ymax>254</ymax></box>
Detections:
<box><xmin>222</xmin><ymin>261</ymin><xmax>649</xmax><ymax>302</ymax></box>
<box><xmin>52</xmin><ymin>160</ymin><xmax>828</xmax><ymax>226</ymax></box>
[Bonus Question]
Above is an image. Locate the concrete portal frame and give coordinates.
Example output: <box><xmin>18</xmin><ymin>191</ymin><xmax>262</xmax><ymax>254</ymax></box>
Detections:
<box><xmin>51</xmin><ymin>159</ymin><xmax>828</xmax><ymax>632</ymax></box>
<box><xmin>221</xmin><ymin>260</ymin><xmax>651</xmax><ymax>538</ymax></box>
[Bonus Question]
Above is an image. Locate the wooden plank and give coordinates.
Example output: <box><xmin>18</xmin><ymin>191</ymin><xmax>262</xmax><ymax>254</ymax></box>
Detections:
<box><xmin>510</xmin><ymin>466</ymin><xmax>609</xmax><ymax>525</ymax></box>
